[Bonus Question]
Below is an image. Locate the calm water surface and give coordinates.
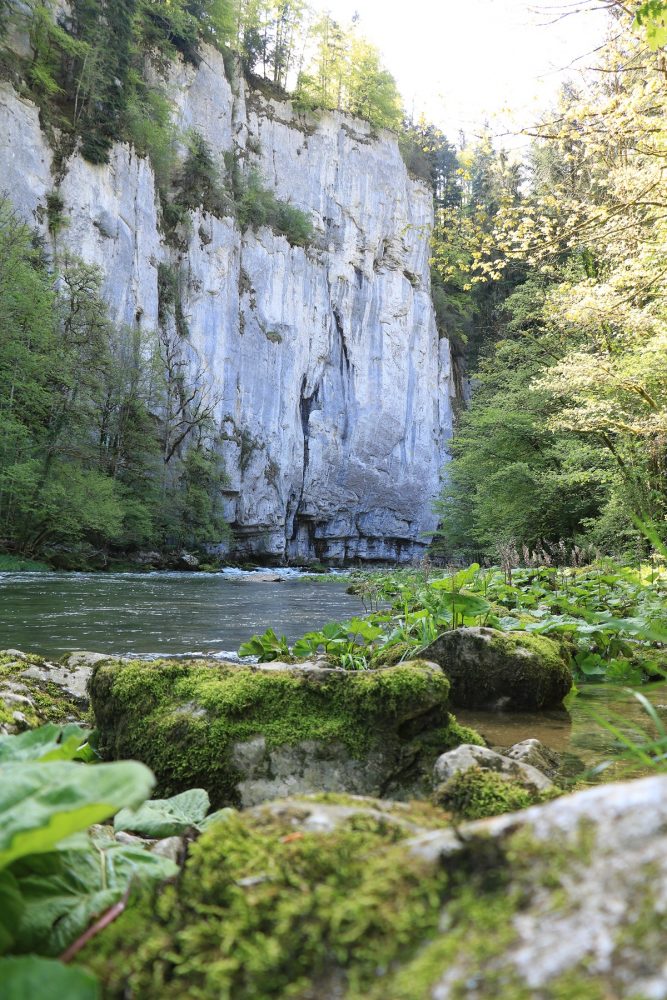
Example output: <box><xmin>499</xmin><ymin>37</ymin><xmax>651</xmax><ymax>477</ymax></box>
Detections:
<box><xmin>459</xmin><ymin>684</ymin><xmax>667</xmax><ymax>779</ymax></box>
<box><xmin>0</xmin><ymin>570</ymin><xmax>364</xmax><ymax>658</ymax></box>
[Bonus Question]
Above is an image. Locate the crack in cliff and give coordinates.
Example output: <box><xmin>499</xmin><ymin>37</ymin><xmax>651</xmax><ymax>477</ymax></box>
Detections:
<box><xmin>288</xmin><ymin>376</ymin><xmax>321</xmax><ymax>544</ymax></box>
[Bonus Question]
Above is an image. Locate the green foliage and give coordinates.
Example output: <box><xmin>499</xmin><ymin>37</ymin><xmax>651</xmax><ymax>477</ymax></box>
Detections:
<box><xmin>0</xmin><ymin>554</ymin><xmax>51</xmax><ymax>572</ymax></box>
<box><xmin>114</xmin><ymin>787</ymin><xmax>212</xmax><ymax>837</ymax></box>
<box><xmin>435</xmin><ymin>28</ymin><xmax>667</xmax><ymax>557</ymax></box>
<box><xmin>238</xmin><ymin>627</ymin><xmax>291</xmax><ymax>660</ymax></box>
<box><xmin>0</xmin><ymin>724</ymin><xmax>187</xmax><ymax>997</ymax></box>
<box><xmin>634</xmin><ymin>0</ymin><xmax>667</xmax><ymax>48</ymax></box>
<box><xmin>0</xmin><ymin>202</ymin><xmax>228</xmax><ymax>564</ymax></box>
<box><xmin>0</xmin><ymin>723</ymin><xmax>95</xmax><ymax>763</ymax></box>
<box><xmin>0</xmin><ymin>957</ymin><xmax>99</xmax><ymax>1000</ymax></box>
<box><xmin>252</xmin><ymin>561</ymin><xmax>666</xmax><ymax>685</ymax></box>
<box><xmin>235</xmin><ymin>168</ymin><xmax>313</xmax><ymax>245</ymax></box>
<box><xmin>174</xmin><ymin>130</ymin><xmax>232</xmax><ymax>216</ymax></box>
<box><xmin>0</xmin><ymin>758</ymin><xmax>154</xmax><ymax>869</ymax></box>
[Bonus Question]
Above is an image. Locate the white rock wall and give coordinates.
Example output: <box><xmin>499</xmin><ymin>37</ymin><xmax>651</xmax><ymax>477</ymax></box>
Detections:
<box><xmin>0</xmin><ymin>44</ymin><xmax>455</xmax><ymax>563</ymax></box>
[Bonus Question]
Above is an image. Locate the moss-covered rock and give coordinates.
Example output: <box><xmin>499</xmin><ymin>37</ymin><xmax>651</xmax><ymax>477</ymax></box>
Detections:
<box><xmin>435</xmin><ymin>766</ymin><xmax>559</xmax><ymax>820</ymax></box>
<box><xmin>0</xmin><ymin>650</ymin><xmax>91</xmax><ymax>734</ymax></box>
<box><xmin>422</xmin><ymin>627</ymin><xmax>573</xmax><ymax>710</ymax></box>
<box><xmin>90</xmin><ymin>659</ymin><xmax>482</xmax><ymax>807</ymax></box>
<box><xmin>78</xmin><ymin>774</ymin><xmax>667</xmax><ymax>1000</ymax></box>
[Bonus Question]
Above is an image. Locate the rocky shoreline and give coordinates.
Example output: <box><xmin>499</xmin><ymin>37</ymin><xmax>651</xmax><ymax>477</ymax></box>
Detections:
<box><xmin>2</xmin><ymin>647</ymin><xmax>666</xmax><ymax>997</ymax></box>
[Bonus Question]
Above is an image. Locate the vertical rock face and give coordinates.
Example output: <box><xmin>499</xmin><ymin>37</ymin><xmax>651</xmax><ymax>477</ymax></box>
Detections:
<box><xmin>0</xmin><ymin>45</ymin><xmax>455</xmax><ymax>563</ymax></box>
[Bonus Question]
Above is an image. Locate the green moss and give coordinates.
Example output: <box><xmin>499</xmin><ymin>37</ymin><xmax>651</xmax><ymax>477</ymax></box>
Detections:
<box><xmin>0</xmin><ymin>652</ymin><xmax>86</xmax><ymax>731</ymax></box>
<box><xmin>425</xmin><ymin>628</ymin><xmax>573</xmax><ymax>710</ymax></box>
<box><xmin>435</xmin><ymin>767</ymin><xmax>535</xmax><ymax>820</ymax></box>
<box><xmin>78</xmin><ymin>800</ymin><xmax>658</xmax><ymax>1000</ymax></box>
<box><xmin>91</xmin><ymin>659</ymin><xmax>463</xmax><ymax>806</ymax></box>
<box><xmin>80</xmin><ymin>804</ymin><xmax>451</xmax><ymax>999</ymax></box>
<box><xmin>446</xmin><ymin>715</ymin><xmax>485</xmax><ymax>748</ymax></box>
<box><xmin>303</xmin><ymin>792</ymin><xmax>453</xmax><ymax>829</ymax></box>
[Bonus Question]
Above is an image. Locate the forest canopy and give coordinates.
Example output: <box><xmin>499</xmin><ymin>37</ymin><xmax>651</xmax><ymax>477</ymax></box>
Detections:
<box><xmin>432</xmin><ymin>3</ymin><xmax>667</xmax><ymax>561</ymax></box>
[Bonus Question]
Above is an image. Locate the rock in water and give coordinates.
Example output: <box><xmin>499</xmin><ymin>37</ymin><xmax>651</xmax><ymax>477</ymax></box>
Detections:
<box><xmin>81</xmin><ymin>775</ymin><xmax>667</xmax><ymax>999</ymax></box>
<box><xmin>89</xmin><ymin>658</ymin><xmax>483</xmax><ymax>807</ymax></box>
<box><xmin>422</xmin><ymin>627</ymin><xmax>573</xmax><ymax>710</ymax></box>
<box><xmin>432</xmin><ymin>743</ymin><xmax>556</xmax><ymax>820</ymax></box>
<box><xmin>434</xmin><ymin>743</ymin><xmax>554</xmax><ymax>791</ymax></box>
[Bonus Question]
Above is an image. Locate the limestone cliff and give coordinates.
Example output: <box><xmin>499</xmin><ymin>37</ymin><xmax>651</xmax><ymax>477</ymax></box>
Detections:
<box><xmin>0</xmin><ymin>44</ymin><xmax>454</xmax><ymax>563</ymax></box>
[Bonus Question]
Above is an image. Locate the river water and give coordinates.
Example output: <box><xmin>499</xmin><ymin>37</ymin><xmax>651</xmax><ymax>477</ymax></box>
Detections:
<box><xmin>1</xmin><ymin>570</ymin><xmax>665</xmax><ymax>777</ymax></box>
<box><xmin>0</xmin><ymin>570</ymin><xmax>365</xmax><ymax>659</ymax></box>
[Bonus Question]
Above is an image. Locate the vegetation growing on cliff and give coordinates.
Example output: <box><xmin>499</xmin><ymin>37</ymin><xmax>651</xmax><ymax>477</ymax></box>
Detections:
<box><xmin>0</xmin><ymin>202</ymin><xmax>228</xmax><ymax>565</ymax></box>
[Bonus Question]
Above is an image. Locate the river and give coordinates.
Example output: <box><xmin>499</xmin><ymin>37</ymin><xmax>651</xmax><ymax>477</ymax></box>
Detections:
<box><xmin>0</xmin><ymin>569</ymin><xmax>365</xmax><ymax>659</ymax></box>
<box><xmin>1</xmin><ymin>569</ymin><xmax>665</xmax><ymax>778</ymax></box>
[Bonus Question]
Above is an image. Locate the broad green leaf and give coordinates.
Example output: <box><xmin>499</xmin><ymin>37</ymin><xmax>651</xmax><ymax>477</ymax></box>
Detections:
<box><xmin>0</xmin><ymin>956</ymin><xmax>99</xmax><ymax>999</ymax></box>
<box><xmin>0</xmin><ymin>760</ymin><xmax>155</xmax><ymax>870</ymax></box>
<box><xmin>0</xmin><ymin>725</ymin><xmax>94</xmax><ymax>764</ymax></box>
<box><xmin>345</xmin><ymin>618</ymin><xmax>383</xmax><ymax>641</ymax></box>
<box><xmin>11</xmin><ymin>835</ymin><xmax>177</xmax><ymax>956</ymax></box>
<box><xmin>0</xmin><ymin>870</ymin><xmax>24</xmax><ymax>954</ymax></box>
<box><xmin>432</xmin><ymin>590</ymin><xmax>491</xmax><ymax>616</ymax></box>
<box><xmin>114</xmin><ymin>787</ymin><xmax>210</xmax><ymax>837</ymax></box>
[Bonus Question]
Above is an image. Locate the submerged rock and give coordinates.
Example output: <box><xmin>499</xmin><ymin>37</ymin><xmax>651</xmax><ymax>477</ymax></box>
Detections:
<box><xmin>80</xmin><ymin>774</ymin><xmax>667</xmax><ymax>999</ymax></box>
<box><xmin>422</xmin><ymin>627</ymin><xmax>573</xmax><ymax>710</ymax></box>
<box><xmin>89</xmin><ymin>658</ymin><xmax>483</xmax><ymax>807</ymax></box>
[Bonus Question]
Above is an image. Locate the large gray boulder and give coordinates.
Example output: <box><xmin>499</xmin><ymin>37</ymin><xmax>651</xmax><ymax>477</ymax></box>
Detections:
<box><xmin>90</xmin><ymin>657</ymin><xmax>482</xmax><ymax>807</ymax></box>
<box><xmin>422</xmin><ymin>626</ymin><xmax>573</xmax><ymax>710</ymax></box>
<box><xmin>82</xmin><ymin>775</ymin><xmax>667</xmax><ymax>999</ymax></box>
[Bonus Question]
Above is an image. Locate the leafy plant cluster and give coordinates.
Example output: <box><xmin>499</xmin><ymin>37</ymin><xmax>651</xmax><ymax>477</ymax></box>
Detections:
<box><xmin>240</xmin><ymin>560</ymin><xmax>667</xmax><ymax>685</ymax></box>
<box><xmin>0</xmin><ymin>202</ymin><xmax>228</xmax><ymax>567</ymax></box>
<box><xmin>0</xmin><ymin>721</ymin><xmax>226</xmax><ymax>996</ymax></box>
<box><xmin>169</xmin><ymin>131</ymin><xmax>313</xmax><ymax>246</ymax></box>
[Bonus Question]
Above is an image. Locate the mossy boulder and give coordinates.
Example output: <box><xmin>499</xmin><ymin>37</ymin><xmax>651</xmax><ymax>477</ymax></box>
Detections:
<box><xmin>90</xmin><ymin>658</ymin><xmax>482</xmax><ymax>807</ymax></box>
<box><xmin>432</xmin><ymin>744</ymin><xmax>559</xmax><ymax>820</ymax></box>
<box><xmin>435</xmin><ymin>766</ymin><xmax>559</xmax><ymax>820</ymax></box>
<box><xmin>422</xmin><ymin>627</ymin><xmax>573</xmax><ymax>710</ymax></box>
<box><xmin>79</xmin><ymin>774</ymin><xmax>667</xmax><ymax>999</ymax></box>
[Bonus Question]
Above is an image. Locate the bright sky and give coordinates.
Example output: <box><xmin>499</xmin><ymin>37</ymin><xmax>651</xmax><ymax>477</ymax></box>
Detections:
<box><xmin>310</xmin><ymin>0</ymin><xmax>613</xmax><ymax>146</ymax></box>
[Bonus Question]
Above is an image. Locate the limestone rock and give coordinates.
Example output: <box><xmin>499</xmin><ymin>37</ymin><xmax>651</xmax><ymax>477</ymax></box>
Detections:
<box><xmin>0</xmin><ymin>649</ymin><xmax>89</xmax><ymax>732</ymax></box>
<box><xmin>505</xmin><ymin>737</ymin><xmax>562</xmax><ymax>780</ymax></box>
<box><xmin>89</xmin><ymin>657</ymin><xmax>477</xmax><ymax>807</ymax></box>
<box><xmin>81</xmin><ymin>775</ymin><xmax>667</xmax><ymax>999</ymax></box>
<box><xmin>433</xmin><ymin>743</ymin><xmax>554</xmax><ymax>792</ymax></box>
<box><xmin>422</xmin><ymin>627</ymin><xmax>573</xmax><ymax>710</ymax></box>
<box><xmin>0</xmin><ymin>42</ymin><xmax>455</xmax><ymax>564</ymax></box>
<box><xmin>22</xmin><ymin>650</ymin><xmax>105</xmax><ymax>707</ymax></box>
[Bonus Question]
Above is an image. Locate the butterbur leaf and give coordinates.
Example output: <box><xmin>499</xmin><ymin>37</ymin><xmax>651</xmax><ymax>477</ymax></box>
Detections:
<box><xmin>431</xmin><ymin>590</ymin><xmax>491</xmax><ymax>617</ymax></box>
<box><xmin>114</xmin><ymin>788</ymin><xmax>210</xmax><ymax>838</ymax></box>
<box><xmin>11</xmin><ymin>835</ymin><xmax>177</xmax><ymax>956</ymax></box>
<box><xmin>0</xmin><ymin>956</ymin><xmax>99</xmax><ymax>999</ymax></box>
<box><xmin>0</xmin><ymin>760</ymin><xmax>155</xmax><ymax>869</ymax></box>
<box><xmin>0</xmin><ymin>724</ymin><xmax>93</xmax><ymax>764</ymax></box>
<box><xmin>0</xmin><ymin>870</ymin><xmax>24</xmax><ymax>954</ymax></box>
